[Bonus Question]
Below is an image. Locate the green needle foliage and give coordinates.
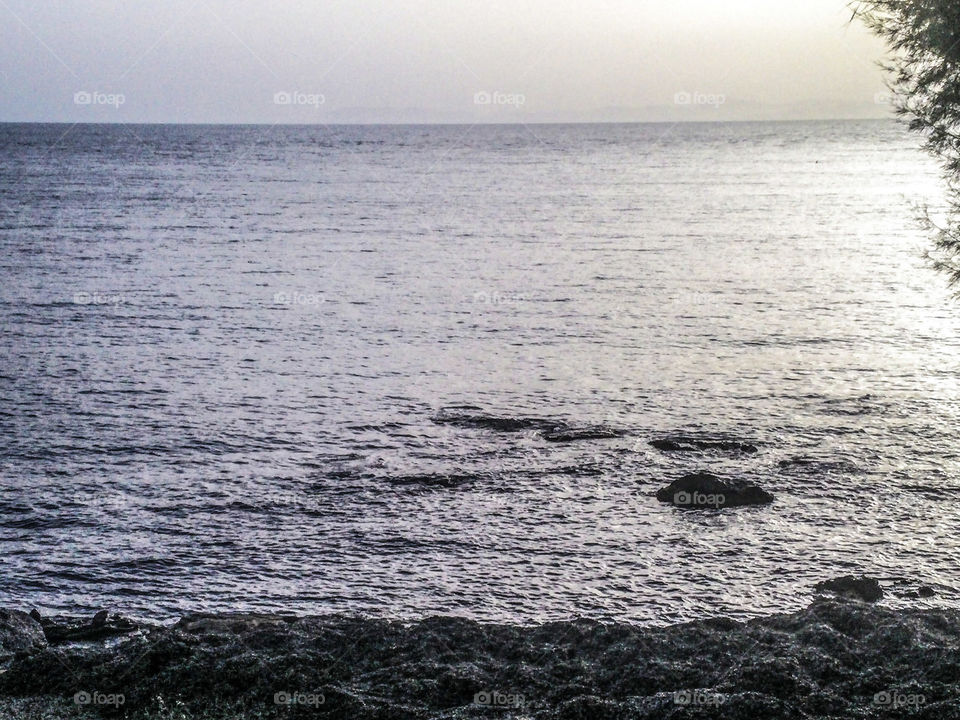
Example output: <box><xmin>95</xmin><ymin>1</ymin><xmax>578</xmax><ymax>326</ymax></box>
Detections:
<box><xmin>853</xmin><ymin>1</ymin><xmax>960</xmax><ymax>287</ymax></box>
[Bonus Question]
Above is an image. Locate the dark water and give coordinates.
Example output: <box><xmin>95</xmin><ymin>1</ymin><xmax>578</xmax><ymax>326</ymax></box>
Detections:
<box><xmin>1</xmin><ymin>120</ymin><xmax>957</xmax><ymax>624</ymax></box>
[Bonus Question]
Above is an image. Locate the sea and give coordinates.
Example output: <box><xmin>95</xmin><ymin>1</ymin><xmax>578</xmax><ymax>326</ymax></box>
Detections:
<box><xmin>1</xmin><ymin>119</ymin><xmax>958</xmax><ymax>625</ymax></box>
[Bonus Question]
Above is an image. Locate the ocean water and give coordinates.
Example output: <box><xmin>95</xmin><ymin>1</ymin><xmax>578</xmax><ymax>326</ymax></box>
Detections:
<box><xmin>1</xmin><ymin>120</ymin><xmax>957</xmax><ymax>625</ymax></box>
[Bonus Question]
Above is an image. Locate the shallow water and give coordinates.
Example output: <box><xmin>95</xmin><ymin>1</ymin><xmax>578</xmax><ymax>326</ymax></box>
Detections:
<box><xmin>1</xmin><ymin>120</ymin><xmax>957</xmax><ymax>624</ymax></box>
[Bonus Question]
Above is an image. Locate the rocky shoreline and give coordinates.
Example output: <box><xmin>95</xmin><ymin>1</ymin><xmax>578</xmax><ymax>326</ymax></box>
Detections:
<box><xmin>1</xmin><ymin>592</ymin><xmax>959</xmax><ymax>719</ymax></box>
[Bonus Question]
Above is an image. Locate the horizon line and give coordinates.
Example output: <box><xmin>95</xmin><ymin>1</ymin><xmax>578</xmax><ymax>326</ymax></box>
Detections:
<box><xmin>0</xmin><ymin>116</ymin><xmax>897</xmax><ymax>128</ymax></box>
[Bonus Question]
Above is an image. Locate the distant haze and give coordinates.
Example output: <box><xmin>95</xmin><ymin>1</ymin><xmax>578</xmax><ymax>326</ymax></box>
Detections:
<box><xmin>0</xmin><ymin>0</ymin><xmax>892</xmax><ymax>124</ymax></box>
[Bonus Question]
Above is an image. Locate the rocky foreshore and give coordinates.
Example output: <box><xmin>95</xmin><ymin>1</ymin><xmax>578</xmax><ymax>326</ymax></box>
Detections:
<box><xmin>1</xmin><ymin>597</ymin><xmax>958</xmax><ymax>719</ymax></box>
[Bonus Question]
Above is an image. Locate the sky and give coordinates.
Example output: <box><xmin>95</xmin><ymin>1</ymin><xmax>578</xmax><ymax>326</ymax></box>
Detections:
<box><xmin>0</xmin><ymin>0</ymin><xmax>894</xmax><ymax>123</ymax></box>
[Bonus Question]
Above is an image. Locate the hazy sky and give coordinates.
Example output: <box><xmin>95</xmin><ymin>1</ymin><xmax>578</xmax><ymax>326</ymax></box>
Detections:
<box><xmin>0</xmin><ymin>0</ymin><xmax>893</xmax><ymax>123</ymax></box>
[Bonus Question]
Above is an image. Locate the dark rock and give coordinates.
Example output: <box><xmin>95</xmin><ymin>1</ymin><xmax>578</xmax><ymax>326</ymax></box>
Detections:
<box><xmin>39</xmin><ymin>612</ymin><xmax>139</xmax><ymax>643</ymax></box>
<box><xmin>175</xmin><ymin>612</ymin><xmax>298</xmax><ymax>635</ymax></box>
<box><xmin>27</xmin><ymin>610</ymin><xmax>42</xmax><ymax>624</ymax></box>
<box><xmin>778</xmin><ymin>457</ymin><xmax>858</xmax><ymax>475</ymax></box>
<box><xmin>655</xmin><ymin>472</ymin><xmax>774</xmax><ymax>508</ymax></box>
<box><xmin>814</xmin><ymin>576</ymin><xmax>883</xmax><ymax>603</ymax></box>
<box><xmin>387</xmin><ymin>473</ymin><xmax>484</xmax><ymax>490</ymax></box>
<box><xmin>432</xmin><ymin>409</ymin><xmax>551</xmax><ymax>432</ymax></box>
<box><xmin>556</xmin><ymin>695</ymin><xmax>622</xmax><ymax>720</ymax></box>
<box><xmin>541</xmin><ymin>425</ymin><xmax>623</xmax><ymax>442</ymax></box>
<box><xmin>432</xmin><ymin>408</ymin><xmax>625</xmax><ymax>443</ymax></box>
<box><xmin>387</xmin><ymin>473</ymin><xmax>480</xmax><ymax>489</ymax></box>
<box><xmin>650</xmin><ymin>436</ymin><xmax>758</xmax><ymax>454</ymax></box>
<box><xmin>0</xmin><ymin>610</ymin><xmax>46</xmax><ymax>658</ymax></box>
<box><xmin>896</xmin><ymin>583</ymin><xmax>937</xmax><ymax>599</ymax></box>
<box><xmin>2</xmin><ymin>602</ymin><xmax>960</xmax><ymax>719</ymax></box>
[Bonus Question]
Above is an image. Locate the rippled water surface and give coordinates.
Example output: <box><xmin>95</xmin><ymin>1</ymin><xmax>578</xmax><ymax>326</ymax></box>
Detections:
<box><xmin>1</xmin><ymin>120</ymin><xmax>958</xmax><ymax>624</ymax></box>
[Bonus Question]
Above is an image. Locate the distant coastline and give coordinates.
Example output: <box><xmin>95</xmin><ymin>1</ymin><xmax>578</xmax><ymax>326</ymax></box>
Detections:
<box><xmin>0</xmin><ymin>116</ymin><xmax>899</xmax><ymax>127</ymax></box>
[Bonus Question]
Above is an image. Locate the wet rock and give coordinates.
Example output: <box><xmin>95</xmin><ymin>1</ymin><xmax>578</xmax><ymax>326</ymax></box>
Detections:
<box><xmin>432</xmin><ymin>409</ymin><xmax>550</xmax><ymax>432</ymax></box>
<box><xmin>387</xmin><ymin>473</ymin><xmax>480</xmax><ymax>489</ymax></box>
<box><xmin>3</xmin><ymin>602</ymin><xmax>960</xmax><ymax>719</ymax></box>
<box><xmin>432</xmin><ymin>408</ymin><xmax>625</xmax><ymax>443</ymax></box>
<box><xmin>650</xmin><ymin>436</ymin><xmax>758</xmax><ymax>454</ymax></box>
<box><xmin>655</xmin><ymin>472</ymin><xmax>774</xmax><ymax>508</ymax></box>
<box><xmin>37</xmin><ymin>610</ymin><xmax>139</xmax><ymax>643</ymax></box>
<box><xmin>778</xmin><ymin>457</ymin><xmax>858</xmax><ymax>475</ymax></box>
<box><xmin>0</xmin><ymin>610</ymin><xmax>46</xmax><ymax>659</ymax></box>
<box><xmin>896</xmin><ymin>583</ymin><xmax>937</xmax><ymax>599</ymax></box>
<box><xmin>541</xmin><ymin>425</ymin><xmax>623</xmax><ymax>442</ymax></box>
<box><xmin>814</xmin><ymin>576</ymin><xmax>883</xmax><ymax>603</ymax></box>
<box><xmin>175</xmin><ymin>612</ymin><xmax>298</xmax><ymax>635</ymax></box>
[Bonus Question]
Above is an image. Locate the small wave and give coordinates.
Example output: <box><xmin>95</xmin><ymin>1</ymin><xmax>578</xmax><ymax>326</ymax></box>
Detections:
<box><xmin>345</xmin><ymin>423</ymin><xmax>407</xmax><ymax>432</ymax></box>
<box><xmin>0</xmin><ymin>514</ymin><xmax>99</xmax><ymax>530</ymax></box>
<box><xmin>902</xmin><ymin>483</ymin><xmax>960</xmax><ymax>500</ymax></box>
<box><xmin>820</xmin><ymin>394</ymin><xmax>887</xmax><ymax>417</ymax></box>
<box><xmin>107</xmin><ymin>557</ymin><xmax>180</xmax><ymax>571</ymax></box>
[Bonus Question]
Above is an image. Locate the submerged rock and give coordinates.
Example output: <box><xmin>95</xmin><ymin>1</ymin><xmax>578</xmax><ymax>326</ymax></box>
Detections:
<box><xmin>432</xmin><ymin>408</ymin><xmax>624</xmax><ymax>442</ymax></box>
<box><xmin>814</xmin><ymin>575</ymin><xmax>884</xmax><ymax>603</ymax></box>
<box><xmin>0</xmin><ymin>610</ymin><xmax>45</xmax><ymax>659</ymax></box>
<box><xmin>431</xmin><ymin>408</ymin><xmax>550</xmax><ymax>432</ymax></box>
<box><xmin>386</xmin><ymin>473</ymin><xmax>480</xmax><ymax>489</ymax></box>
<box><xmin>892</xmin><ymin>579</ymin><xmax>938</xmax><ymax>599</ymax></box>
<box><xmin>777</xmin><ymin>457</ymin><xmax>859</xmax><ymax>475</ymax></box>
<box><xmin>650</xmin><ymin>436</ymin><xmax>758</xmax><ymax>454</ymax></box>
<box><xmin>655</xmin><ymin>472</ymin><xmax>774</xmax><ymax>508</ymax></box>
<box><xmin>540</xmin><ymin>425</ymin><xmax>623</xmax><ymax>442</ymax></box>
